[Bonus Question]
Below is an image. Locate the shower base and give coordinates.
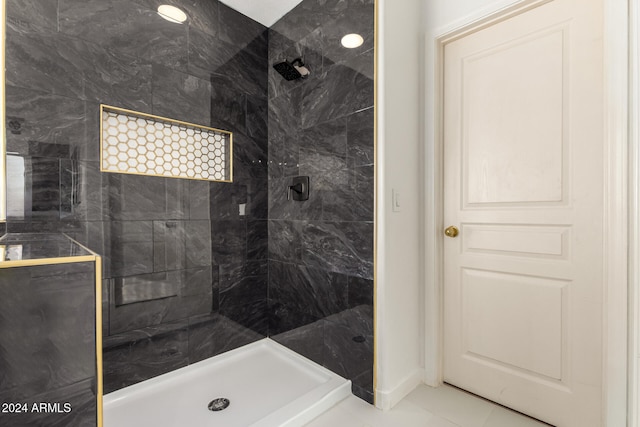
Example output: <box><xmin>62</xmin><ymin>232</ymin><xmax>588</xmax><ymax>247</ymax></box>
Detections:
<box><xmin>103</xmin><ymin>338</ymin><xmax>351</xmax><ymax>427</ymax></box>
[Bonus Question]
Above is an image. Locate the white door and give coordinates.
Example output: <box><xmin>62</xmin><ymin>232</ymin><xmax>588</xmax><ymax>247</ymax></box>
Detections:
<box><xmin>443</xmin><ymin>0</ymin><xmax>604</xmax><ymax>426</ymax></box>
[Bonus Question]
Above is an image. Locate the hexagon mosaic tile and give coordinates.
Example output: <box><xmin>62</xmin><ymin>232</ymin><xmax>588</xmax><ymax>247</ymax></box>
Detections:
<box><xmin>100</xmin><ymin>106</ymin><xmax>232</xmax><ymax>182</ymax></box>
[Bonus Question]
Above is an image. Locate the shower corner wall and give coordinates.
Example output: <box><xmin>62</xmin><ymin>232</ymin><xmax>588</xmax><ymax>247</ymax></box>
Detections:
<box><xmin>4</xmin><ymin>0</ymin><xmax>270</xmax><ymax>394</ymax></box>
<box><xmin>266</xmin><ymin>0</ymin><xmax>376</xmax><ymax>403</ymax></box>
<box><xmin>3</xmin><ymin>0</ymin><xmax>375</xmax><ymax>405</ymax></box>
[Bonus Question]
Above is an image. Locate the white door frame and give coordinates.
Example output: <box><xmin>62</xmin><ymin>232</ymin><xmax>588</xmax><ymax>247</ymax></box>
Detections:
<box><xmin>628</xmin><ymin>1</ymin><xmax>640</xmax><ymax>425</ymax></box>
<box><xmin>422</xmin><ymin>0</ymin><xmax>634</xmax><ymax>424</ymax></box>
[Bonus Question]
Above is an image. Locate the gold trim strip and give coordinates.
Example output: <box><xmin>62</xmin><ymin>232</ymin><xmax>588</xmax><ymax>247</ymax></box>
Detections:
<box><xmin>101</xmin><ymin>104</ymin><xmax>232</xmax><ymax>136</ymax></box>
<box><xmin>99</xmin><ymin>104</ymin><xmax>234</xmax><ymax>183</ymax></box>
<box><xmin>95</xmin><ymin>256</ymin><xmax>103</xmax><ymax>427</ymax></box>
<box><xmin>98</xmin><ymin>168</ymin><xmax>233</xmax><ymax>183</ymax></box>
<box><xmin>62</xmin><ymin>233</ymin><xmax>102</xmax><ymax>257</ymax></box>
<box><xmin>0</xmin><ymin>255</ymin><xmax>98</xmax><ymax>269</ymax></box>
<box><xmin>373</xmin><ymin>0</ymin><xmax>378</xmax><ymax>407</ymax></box>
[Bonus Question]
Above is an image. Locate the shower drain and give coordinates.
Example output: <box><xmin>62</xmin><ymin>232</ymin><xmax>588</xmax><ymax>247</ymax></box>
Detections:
<box><xmin>208</xmin><ymin>398</ymin><xmax>230</xmax><ymax>412</ymax></box>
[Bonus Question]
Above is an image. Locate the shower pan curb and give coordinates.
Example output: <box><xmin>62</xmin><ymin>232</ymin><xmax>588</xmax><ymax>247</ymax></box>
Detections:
<box><xmin>103</xmin><ymin>338</ymin><xmax>351</xmax><ymax>426</ymax></box>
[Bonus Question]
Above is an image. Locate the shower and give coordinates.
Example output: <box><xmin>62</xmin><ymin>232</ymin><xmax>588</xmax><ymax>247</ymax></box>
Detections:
<box><xmin>272</xmin><ymin>58</ymin><xmax>311</xmax><ymax>80</ymax></box>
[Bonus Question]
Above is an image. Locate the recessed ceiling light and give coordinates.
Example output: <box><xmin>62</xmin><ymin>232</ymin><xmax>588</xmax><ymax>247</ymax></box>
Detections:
<box><xmin>341</xmin><ymin>33</ymin><xmax>364</xmax><ymax>49</ymax></box>
<box><xmin>157</xmin><ymin>5</ymin><xmax>187</xmax><ymax>24</ymax></box>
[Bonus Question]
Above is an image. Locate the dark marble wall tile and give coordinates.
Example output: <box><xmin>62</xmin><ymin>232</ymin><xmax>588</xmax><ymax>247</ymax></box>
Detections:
<box><xmin>150</xmin><ymin>220</ymin><xmax>211</xmax><ymax>272</ymax></box>
<box><xmin>326</xmin><ymin>305</ymin><xmax>374</xmax><ymax>339</ymax></box>
<box><xmin>186</xmin><ymin>221</ymin><xmax>213</xmax><ymax>267</ymax></box>
<box><xmin>187</xmin><ymin>313</ymin><xmax>264</xmax><ymax>363</ymax></box>
<box><xmin>318</xmin><ymin>163</ymin><xmax>374</xmax><ymax>222</ymax></box>
<box><xmin>300</xmin><ymin>63</ymin><xmax>374</xmax><ymax>129</ymax></box>
<box><xmin>209</xmin><ymin>181</ymin><xmax>243</xmax><ymax>220</ymax></box>
<box><xmin>188</xmin><ymin>181</ymin><xmax>210</xmax><ymax>220</ymax></box>
<box><xmin>109</xmin><ymin>267</ymin><xmax>212</xmax><ymax>334</ymax></box>
<box><xmin>268</xmin><ymin>299</ymin><xmax>320</xmax><ymax>337</ymax></box>
<box><xmin>268</xmin><ymin>86</ymin><xmax>302</xmax><ymax>141</ymax></box>
<box><xmin>5</xmin><ymin>86</ymin><xmax>90</xmax><ymax>159</ymax></box>
<box><xmin>299</xmin><ymin>148</ymin><xmax>349</xmax><ymax>192</ymax></box>
<box><xmin>322</xmin><ymin>320</ymin><xmax>373</xmax><ymax>395</ymax></box>
<box><xmin>302</xmin><ymin>221</ymin><xmax>374</xmax><ymax>279</ymax></box>
<box><xmin>350</xmin><ymin>165</ymin><xmax>374</xmax><ymax>221</ymax></box>
<box><xmin>211</xmin><ymin>220</ymin><xmax>246</xmax><ymax>265</ymax></box>
<box><xmin>219</xmin><ymin>261</ymin><xmax>267</xmax><ymax>307</ymax></box>
<box><xmin>299</xmin><ymin>118</ymin><xmax>347</xmax><ymax>157</ymax></box>
<box><xmin>103</xmin><ymin>279</ymin><xmax>111</xmax><ymax>338</ymax></box>
<box><xmin>214</xmin><ymin>48</ymin><xmax>269</xmax><ymax>98</ymax></box>
<box><xmin>268</xmin><ymin>137</ymin><xmax>284</xmax><ymax>178</ymax></box>
<box><xmin>187</xmin><ymin>28</ymin><xmax>237</xmax><ymax>78</ymax></box>
<box><xmin>107</xmin><ymin>174</ymin><xmax>189</xmax><ymax>221</ymax></box>
<box><xmin>270</xmin><ymin>0</ymin><xmax>350</xmax><ymax>42</ymax></box>
<box><xmin>152</xmin><ymin>65</ymin><xmax>211</xmax><ymax>125</ymax></box>
<box><xmin>347</xmin><ymin>107</ymin><xmax>375</xmax><ymax>167</ymax></box>
<box><xmin>210</xmin><ymin>80</ymin><xmax>246</xmax><ymax>134</ymax></box>
<box><xmin>218</xmin><ymin>3</ymin><xmax>268</xmax><ymax>60</ymax></box>
<box><xmin>81</xmin><ymin>48</ymin><xmax>153</xmax><ymax>112</ymax></box>
<box><xmin>6</xmin><ymin>0</ymin><xmax>58</xmax><ymax>32</ymax></box>
<box><xmin>103</xmin><ymin>321</ymin><xmax>189</xmax><ymax>393</ymax></box>
<box><xmin>220</xmin><ymin>299</ymin><xmax>268</xmax><ymax>336</ymax></box>
<box><xmin>300</xmin><ymin>2</ymin><xmax>375</xmax><ymax>69</ymax></box>
<box><xmin>60</xmin><ymin>160</ymin><xmax>107</xmax><ymax>222</ymax></box>
<box><xmin>348</xmin><ymin>276</ymin><xmax>374</xmax><ymax>308</ymax></box>
<box><xmin>6</xmin><ymin>24</ymin><xmax>85</xmax><ymax>99</ymax></box>
<box><xmin>269</xmin><ymin>260</ymin><xmax>348</xmax><ymax>319</ymax></box>
<box><xmin>172</xmin><ymin>0</ymin><xmax>219</xmax><ymax>38</ymax></box>
<box><xmin>108</xmin><ymin>220</ymin><xmax>154</xmax><ymax>277</ymax></box>
<box><xmin>244</xmin><ymin>167</ymin><xmax>269</xmax><ymax>219</ymax></box>
<box><xmin>271</xmin><ymin>318</ymin><xmax>325</xmax><ymax>366</ymax></box>
<box><xmin>246</xmin><ymin>96</ymin><xmax>269</xmax><ymax>142</ymax></box>
<box><xmin>247</xmin><ymin>220</ymin><xmax>268</xmax><ymax>260</ymax></box>
<box><xmin>268</xmin><ymin>220</ymin><xmax>303</xmax><ymax>263</ymax></box>
<box><xmin>59</xmin><ymin>0</ymin><xmax>189</xmax><ymax>71</ymax></box>
<box><xmin>152</xmin><ymin>221</ymin><xmax>186</xmax><ymax>272</ymax></box>
<box><xmin>233</xmin><ymin>132</ymin><xmax>268</xmax><ymax>168</ymax></box>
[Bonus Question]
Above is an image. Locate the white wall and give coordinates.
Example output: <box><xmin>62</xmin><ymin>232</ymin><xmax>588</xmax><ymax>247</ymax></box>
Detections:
<box><xmin>632</xmin><ymin>2</ymin><xmax>640</xmax><ymax>425</ymax></box>
<box><xmin>375</xmin><ymin>0</ymin><xmax>425</xmax><ymax>410</ymax></box>
<box><xmin>375</xmin><ymin>0</ymin><xmax>527</xmax><ymax>409</ymax></box>
<box><xmin>378</xmin><ymin>0</ymin><xmax>637</xmax><ymax>418</ymax></box>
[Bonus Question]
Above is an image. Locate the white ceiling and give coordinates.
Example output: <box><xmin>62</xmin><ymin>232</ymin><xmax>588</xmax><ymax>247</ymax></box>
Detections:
<box><xmin>220</xmin><ymin>0</ymin><xmax>304</xmax><ymax>27</ymax></box>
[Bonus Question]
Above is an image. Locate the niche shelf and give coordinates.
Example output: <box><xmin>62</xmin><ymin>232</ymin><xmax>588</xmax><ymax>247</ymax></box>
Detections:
<box><xmin>100</xmin><ymin>105</ymin><xmax>233</xmax><ymax>182</ymax></box>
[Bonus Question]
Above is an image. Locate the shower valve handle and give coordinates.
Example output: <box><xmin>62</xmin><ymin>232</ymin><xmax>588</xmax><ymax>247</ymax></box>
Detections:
<box><xmin>287</xmin><ymin>183</ymin><xmax>304</xmax><ymax>201</ymax></box>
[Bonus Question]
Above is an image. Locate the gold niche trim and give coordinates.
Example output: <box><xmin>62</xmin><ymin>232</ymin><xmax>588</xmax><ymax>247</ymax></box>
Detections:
<box><xmin>100</xmin><ymin>105</ymin><xmax>233</xmax><ymax>182</ymax></box>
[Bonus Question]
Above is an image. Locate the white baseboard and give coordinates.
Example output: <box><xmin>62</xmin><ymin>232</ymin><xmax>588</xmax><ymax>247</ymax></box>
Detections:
<box><xmin>375</xmin><ymin>369</ymin><xmax>424</xmax><ymax>411</ymax></box>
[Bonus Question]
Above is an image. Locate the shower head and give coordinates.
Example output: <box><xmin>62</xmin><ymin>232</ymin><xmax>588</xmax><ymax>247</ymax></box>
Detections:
<box><xmin>273</xmin><ymin>58</ymin><xmax>310</xmax><ymax>81</ymax></box>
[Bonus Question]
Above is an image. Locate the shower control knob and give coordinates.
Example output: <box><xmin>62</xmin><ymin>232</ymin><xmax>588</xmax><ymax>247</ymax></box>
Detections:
<box><xmin>444</xmin><ymin>226</ymin><xmax>459</xmax><ymax>238</ymax></box>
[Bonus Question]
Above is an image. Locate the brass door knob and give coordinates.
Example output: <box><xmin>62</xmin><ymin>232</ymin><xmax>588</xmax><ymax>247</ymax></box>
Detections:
<box><xmin>444</xmin><ymin>226</ymin><xmax>459</xmax><ymax>238</ymax></box>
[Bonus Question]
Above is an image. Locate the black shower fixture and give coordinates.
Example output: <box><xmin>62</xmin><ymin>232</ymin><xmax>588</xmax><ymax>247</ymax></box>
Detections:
<box><xmin>273</xmin><ymin>58</ymin><xmax>310</xmax><ymax>81</ymax></box>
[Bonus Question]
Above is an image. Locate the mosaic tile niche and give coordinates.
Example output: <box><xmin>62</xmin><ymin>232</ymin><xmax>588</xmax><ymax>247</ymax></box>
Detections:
<box><xmin>100</xmin><ymin>105</ymin><xmax>233</xmax><ymax>182</ymax></box>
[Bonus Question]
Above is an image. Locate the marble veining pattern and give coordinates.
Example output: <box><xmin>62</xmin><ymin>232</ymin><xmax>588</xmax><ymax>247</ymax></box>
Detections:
<box><xmin>5</xmin><ymin>0</ymin><xmax>373</xmax><ymax>406</ymax></box>
<box><xmin>267</xmin><ymin>0</ymin><xmax>375</xmax><ymax>403</ymax></box>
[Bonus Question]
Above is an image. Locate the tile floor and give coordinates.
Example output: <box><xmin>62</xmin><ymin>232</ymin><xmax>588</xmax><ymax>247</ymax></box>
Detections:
<box><xmin>305</xmin><ymin>384</ymin><xmax>551</xmax><ymax>427</ymax></box>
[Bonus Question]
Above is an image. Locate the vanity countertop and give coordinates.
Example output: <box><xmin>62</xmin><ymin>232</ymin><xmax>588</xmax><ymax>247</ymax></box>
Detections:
<box><xmin>0</xmin><ymin>233</ymin><xmax>97</xmax><ymax>266</ymax></box>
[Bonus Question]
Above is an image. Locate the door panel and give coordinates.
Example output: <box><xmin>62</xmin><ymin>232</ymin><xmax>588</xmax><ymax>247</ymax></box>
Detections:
<box><xmin>443</xmin><ymin>0</ymin><xmax>604</xmax><ymax>425</ymax></box>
